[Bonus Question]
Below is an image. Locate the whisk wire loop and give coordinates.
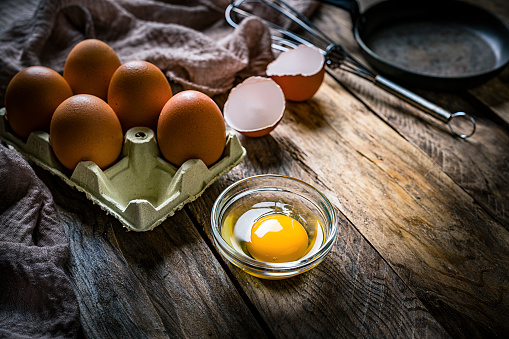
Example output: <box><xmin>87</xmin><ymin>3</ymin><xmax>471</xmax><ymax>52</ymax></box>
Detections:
<box><xmin>228</xmin><ymin>0</ymin><xmax>376</xmax><ymax>81</ymax></box>
<box><xmin>225</xmin><ymin>0</ymin><xmax>476</xmax><ymax>138</ymax></box>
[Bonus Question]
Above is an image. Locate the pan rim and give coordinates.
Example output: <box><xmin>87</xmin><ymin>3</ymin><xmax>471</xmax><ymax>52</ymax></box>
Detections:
<box><xmin>354</xmin><ymin>0</ymin><xmax>509</xmax><ymax>82</ymax></box>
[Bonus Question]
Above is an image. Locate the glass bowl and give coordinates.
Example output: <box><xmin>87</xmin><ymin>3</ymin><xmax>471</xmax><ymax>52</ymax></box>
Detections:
<box><xmin>211</xmin><ymin>174</ymin><xmax>338</xmax><ymax>279</ymax></box>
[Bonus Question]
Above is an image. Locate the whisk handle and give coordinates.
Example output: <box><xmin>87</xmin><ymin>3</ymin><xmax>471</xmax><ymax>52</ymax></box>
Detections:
<box><xmin>374</xmin><ymin>75</ymin><xmax>476</xmax><ymax>138</ymax></box>
<box><xmin>375</xmin><ymin>75</ymin><xmax>450</xmax><ymax>122</ymax></box>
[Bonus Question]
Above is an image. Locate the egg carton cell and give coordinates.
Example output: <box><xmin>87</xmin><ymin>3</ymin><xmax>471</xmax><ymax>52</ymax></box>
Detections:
<box><xmin>0</xmin><ymin>107</ymin><xmax>246</xmax><ymax>231</ymax></box>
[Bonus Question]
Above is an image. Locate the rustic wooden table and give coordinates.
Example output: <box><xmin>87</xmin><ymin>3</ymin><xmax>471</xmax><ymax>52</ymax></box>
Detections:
<box><xmin>31</xmin><ymin>1</ymin><xmax>509</xmax><ymax>338</ymax></box>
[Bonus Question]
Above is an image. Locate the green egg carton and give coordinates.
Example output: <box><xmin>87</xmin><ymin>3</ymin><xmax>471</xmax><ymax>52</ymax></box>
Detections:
<box><xmin>0</xmin><ymin>107</ymin><xmax>246</xmax><ymax>231</ymax></box>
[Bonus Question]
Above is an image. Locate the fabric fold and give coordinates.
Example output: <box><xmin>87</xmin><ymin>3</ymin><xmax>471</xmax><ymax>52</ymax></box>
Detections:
<box><xmin>0</xmin><ymin>144</ymin><xmax>80</xmax><ymax>338</ymax></box>
<box><xmin>0</xmin><ymin>0</ymin><xmax>278</xmax><ymax>104</ymax></box>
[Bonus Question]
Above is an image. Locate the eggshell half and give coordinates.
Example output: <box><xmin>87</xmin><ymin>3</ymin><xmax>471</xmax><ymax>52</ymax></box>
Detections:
<box><xmin>223</xmin><ymin>76</ymin><xmax>285</xmax><ymax>138</ymax></box>
<box><xmin>266</xmin><ymin>45</ymin><xmax>325</xmax><ymax>102</ymax></box>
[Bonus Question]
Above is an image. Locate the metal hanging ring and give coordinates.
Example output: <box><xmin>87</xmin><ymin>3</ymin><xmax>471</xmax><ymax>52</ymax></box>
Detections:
<box><xmin>448</xmin><ymin>112</ymin><xmax>476</xmax><ymax>139</ymax></box>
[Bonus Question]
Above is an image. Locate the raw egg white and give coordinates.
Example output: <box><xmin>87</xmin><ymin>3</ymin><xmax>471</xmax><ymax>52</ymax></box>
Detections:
<box><xmin>266</xmin><ymin>45</ymin><xmax>325</xmax><ymax>102</ymax></box>
<box><xmin>223</xmin><ymin>76</ymin><xmax>285</xmax><ymax>137</ymax></box>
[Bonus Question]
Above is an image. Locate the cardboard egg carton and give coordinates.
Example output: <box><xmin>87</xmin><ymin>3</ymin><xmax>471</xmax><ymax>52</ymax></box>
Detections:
<box><xmin>0</xmin><ymin>107</ymin><xmax>246</xmax><ymax>231</ymax></box>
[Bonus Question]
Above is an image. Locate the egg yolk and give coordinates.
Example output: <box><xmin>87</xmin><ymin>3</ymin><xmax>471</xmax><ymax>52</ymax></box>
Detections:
<box><xmin>247</xmin><ymin>214</ymin><xmax>309</xmax><ymax>263</ymax></box>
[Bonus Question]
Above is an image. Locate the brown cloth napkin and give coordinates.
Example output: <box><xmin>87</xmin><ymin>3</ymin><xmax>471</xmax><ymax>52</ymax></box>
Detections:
<box><xmin>0</xmin><ymin>144</ymin><xmax>80</xmax><ymax>338</ymax></box>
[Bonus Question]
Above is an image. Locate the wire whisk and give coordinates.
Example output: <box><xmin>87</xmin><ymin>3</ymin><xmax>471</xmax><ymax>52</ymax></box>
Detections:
<box><xmin>225</xmin><ymin>0</ymin><xmax>476</xmax><ymax>139</ymax></box>
<box><xmin>226</xmin><ymin>0</ymin><xmax>376</xmax><ymax>81</ymax></box>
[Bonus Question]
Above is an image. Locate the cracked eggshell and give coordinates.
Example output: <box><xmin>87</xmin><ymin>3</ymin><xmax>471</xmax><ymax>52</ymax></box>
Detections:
<box><xmin>266</xmin><ymin>45</ymin><xmax>325</xmax><ymax>102</ymax></box>
<box><xmin>223</xmin><ymin>76</ymin><xmax>285</xmax><ymax>138</ymax></box>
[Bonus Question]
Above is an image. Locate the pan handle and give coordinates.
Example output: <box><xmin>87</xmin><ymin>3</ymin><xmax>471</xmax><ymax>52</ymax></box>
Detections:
<box><xmin>374</xmin><ymin>75</ymin><xmax>476</xmax><ymax>138</ymax></box>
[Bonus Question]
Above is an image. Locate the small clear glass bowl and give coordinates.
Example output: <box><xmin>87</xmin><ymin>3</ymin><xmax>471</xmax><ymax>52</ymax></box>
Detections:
<box><xmin>211</xmin><ymin>174</ymin><xmax>338</xmax><ymax>279</ymax></box>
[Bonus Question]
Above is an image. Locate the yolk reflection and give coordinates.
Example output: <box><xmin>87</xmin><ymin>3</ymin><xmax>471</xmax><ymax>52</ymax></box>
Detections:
<box><xmin>247</xmin><ymin>214</ymin><xmax>308</xmax><ymax>263</ymax></box>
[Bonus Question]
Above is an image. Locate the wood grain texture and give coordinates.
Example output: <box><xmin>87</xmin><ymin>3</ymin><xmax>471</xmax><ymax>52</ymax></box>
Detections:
<box><xmin>470</xmin><ymin>68</ymin><xmax>509</xmax><ymax>126</ymax></box>
<box><xmin>329</xmin><ymin>69</ymin><xmax>509</xmax><ymax>228</ymax></box>
<box><xmin>34</xmin><ymin>168</ymin><xmax>267</xmax><ymax>339</ymax></box>
<box><xmin>188</xmin><ymin>156</ymin><xmax>449</xmax><ymax>338</ymax></box>
<box><xmin>313</xmin><ymin>2</ymin><xmax>509</xmax><ymax>229</ymax></box>
<box><xmin>274</xmin><ymin>77</ymin><xmax>509</xmax><ymax>337</ymax></box>
<box><xmin>304</xmin><ymin>78</ymin><xmax>509</xmax><ymax>337</ymax></box>
<box><xmin>307</xmin><ymin>6</ymin><xmax>509</xmax><ymax>336</ymax></box>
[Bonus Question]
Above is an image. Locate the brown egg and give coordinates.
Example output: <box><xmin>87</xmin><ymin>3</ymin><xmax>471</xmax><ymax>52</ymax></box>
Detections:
<box><xmin>50</xmin><ymin>94</ymin><xmax>123</xmax><ymax>170</ymax></box>
<box><xmin>63</xmin><ymin>39</ymin><xmax>121</xmax><ymax>101</ymax></box>
<box><xmin>157</xmin><ymin>90</ymin><xmax>226</xmax><ymax>167</ymax></box>
<box><xmin>266</xmin><ymin>45</ymin><xmax>325</xmax><ymax>102</ymax></box>
<box><xmin>108</xmin><ymin>60</ymin><xmax>172</xmax><ymax>132</ymax></box>
<box><xmin>5</xmin><ymin>66</ymin><xmax>73</xmax><ymax>139</ymax></box>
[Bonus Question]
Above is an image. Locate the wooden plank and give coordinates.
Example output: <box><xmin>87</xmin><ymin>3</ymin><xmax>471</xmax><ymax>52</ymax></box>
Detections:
<box><xmin>262</xmin><ymin>75</ymin><xmax>509</xmax><ymax>337</ymax></box>
<box><xmin>470</xmin><ymin>68</ymin><xmax>509</xmax><ymax>126</ymax></box>
<box><xmin>187</xmin><ymin>145</ymin><xmax>449</xmax><ymax>337</ymax></box>
<box><xmin>327</xmin><ymin>69</ymin><xmax>509</xmax><ymax>228</ymax></box>
<box><xmin>312</xmin><ymin>3</ymin><xmax>509</xmax><ymax>229</ymax></box>
<box><xmin>306</xmin><ymin>10</ymin><xmax>509</xmax><ymax>336</ymax></box>
<box><xmin>34</xmin><ymin>168</ymin><xmax>268</xmax><ymax>338</ymax></box>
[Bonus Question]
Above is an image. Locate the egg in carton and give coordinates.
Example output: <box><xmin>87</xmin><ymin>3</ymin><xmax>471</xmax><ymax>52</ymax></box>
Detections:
<box><xmin>0</xmin><ymin>107</ymin><xmax>246</xmax><ymax>231</ymax></box>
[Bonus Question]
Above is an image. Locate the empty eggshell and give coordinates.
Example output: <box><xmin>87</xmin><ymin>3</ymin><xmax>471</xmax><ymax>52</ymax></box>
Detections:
<box><xmin>223</xmin><ymin>76</ymin><xmax>285</xmax><ymax>138</ymax></box>
<box><xmin>266</xmin><ymin>44</ymin><xmax>325</xmax><ymax>102</ymax></box>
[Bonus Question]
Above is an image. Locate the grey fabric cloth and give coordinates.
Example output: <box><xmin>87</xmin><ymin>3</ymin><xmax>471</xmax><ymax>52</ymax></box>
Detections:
<box><xmin>0</xmin><ymin>143</ymin><xmax>80</xmax><ymax>338</ymax></box>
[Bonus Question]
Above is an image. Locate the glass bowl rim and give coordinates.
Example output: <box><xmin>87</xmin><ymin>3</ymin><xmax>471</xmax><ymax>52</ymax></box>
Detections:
<box><xmin>211</xmin><ymin>174</ymin><xmax>338</xmax><ymax>272</ymax></box>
